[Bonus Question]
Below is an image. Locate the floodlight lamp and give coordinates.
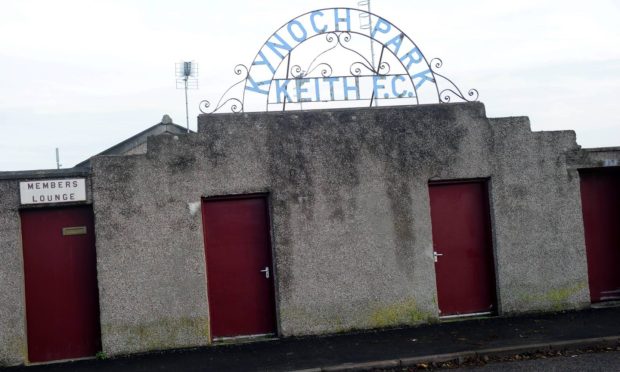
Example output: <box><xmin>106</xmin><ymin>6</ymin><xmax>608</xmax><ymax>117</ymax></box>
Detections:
<box><xmin>183</xmin><ymin>62</ymin><xmax>192</xmax><ymax>77</ymax></box>
<box><xmin>176</xmin><ymin>61</ymin><xmax>198</xmax><ymax>79</ymax></box>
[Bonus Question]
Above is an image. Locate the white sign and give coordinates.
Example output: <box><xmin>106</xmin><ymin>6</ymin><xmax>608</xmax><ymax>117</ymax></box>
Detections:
<box><xmin>20</xmin><ymin>178</ymin><xmax>86</xmax><ymax>205</ymax></box>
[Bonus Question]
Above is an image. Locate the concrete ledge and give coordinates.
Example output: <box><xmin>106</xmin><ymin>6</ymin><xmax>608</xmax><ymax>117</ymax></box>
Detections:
<box><xmin>300</xmin><ymin>336</ymin><xmax>620</xmax><ymax>372</ymax></box>
<box><xmin>0</xmin><ymin>168</ymin><xmax>89</xmax><ymax>180</ymax></box>
<box><xmin>323</xmin><ymin>359</ymin><xmax>400</xmax><ymax>371</ymax></box>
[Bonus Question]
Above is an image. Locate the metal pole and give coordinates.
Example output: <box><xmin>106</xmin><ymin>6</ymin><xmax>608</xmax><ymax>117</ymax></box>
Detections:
<box><xmin>366</xmin><ymin>0</ymin><xmax>377</xmax><ymax>106</ymax></box>
<box><xmin>184</xmin><ymin>77</ymin><xmax>190</xmax><ymax>133</ymax></box>
<box><xmin>359</xmin><ymin>0</ymin><xmax>377</xmax><ymax>106</ymax></box>
<box><xmin>366</xmin><ymin>0</ymin><xmax>376</xmax><ymax>72</ymax></box>
<box><xmin>55</xmin><ymin>148</ymin><xmax>61</xmax><ymax>169</ymax></box>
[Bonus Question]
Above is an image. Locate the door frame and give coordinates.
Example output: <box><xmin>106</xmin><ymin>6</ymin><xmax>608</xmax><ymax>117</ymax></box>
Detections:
<box><xmin>19</xmin><ymin>203</ymin><xmax>102</xmax><ymax>363</ymax></box>
<box><xmin>200</xmin><ymin>192</ymin><xmax>280</xmax><ymax>341</ymax></box>
<box><xmin>428</xmin><ymin>177</ymin><xmax>500</xmax><ymax>318</ymax></box>
<box><xmin>578</xmin><ymin>166</ymin><xmax>620</xmax><ymax>303</ymax></box>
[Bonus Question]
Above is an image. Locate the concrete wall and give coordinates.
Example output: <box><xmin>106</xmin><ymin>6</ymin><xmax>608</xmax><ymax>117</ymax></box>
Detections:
<box><xmin>0</xmin><ymin>179</ymin><xmax>26</xmax><ymax>366</ymax></box>
<box><xmin>87</xmin><ymin>102</ymin><xmax>593</xmax><ymax>357</ymax></box>
<box><xmin>91</xmin><ymin>156</ymin><xmax>211</xmax><ymax>356</ymax></box>
<box><xmin>488</xmin><ymin>119</ymin><xmax>590</xmax><ymax>313</ymax></box>
<box><xmin>0</xmin><ymin>169</ymin><xmax>91</xmax><ymax>366</ymax></box>
<box><xmin>2</xmin><ymin>103</ymin><xmax>614</xmax><ymax>365</ymax></box>
<box><xmin>568</xmin><ymin>147</ymin><xmax>620</xmax><ymax>170</ymax></box>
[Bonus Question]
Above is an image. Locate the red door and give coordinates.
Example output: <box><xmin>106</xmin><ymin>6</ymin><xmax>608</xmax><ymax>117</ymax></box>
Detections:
<box><xmin>580</xmin><ymin>168</ymin><xmax>620</xmax><ymax>303</ymax></box>
<box><xmin>202</xmin><ymin>196</ymin><xmax>277</xmax><ymax>338</ymax></box>
<box><xmin>20</xmin><ymin>205</ymin><xmax>101</xmax><ymax>363</ymax></box>
<box><xmin>429</xmin><ymin>180</ymin><xmax>497</xmax><ymax>316</ymax></box>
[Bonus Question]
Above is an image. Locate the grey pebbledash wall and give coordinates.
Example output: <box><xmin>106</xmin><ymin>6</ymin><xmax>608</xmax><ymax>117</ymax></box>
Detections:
<box><xmin>0</xmin><ymin>169</ymin><xmax>92</xmax><ymax>366</ymax></box>
<box><xmin>2</xmin><ymin>102</ymin><xmax>618</xmax><ymax>365</ymax></box>
<box><xmin>87</xmin><ymin>102</ymin><xmax>592</xmax><ymax>356</ymax></box>
<box><xmin>0</xmin><ymin>179</ymin><xmax>26</xmax><ymax>367</ymax></box>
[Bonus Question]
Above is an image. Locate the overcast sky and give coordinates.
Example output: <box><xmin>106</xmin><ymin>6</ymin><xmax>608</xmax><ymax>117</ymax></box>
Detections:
<box><xmin>1</xmin><ymin>0</ymin><xmax>619</xmax><ymax>171</ymax></box>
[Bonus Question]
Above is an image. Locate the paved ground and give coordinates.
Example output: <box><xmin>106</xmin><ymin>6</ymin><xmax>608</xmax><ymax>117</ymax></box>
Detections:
<box><xmin>3</xmin><ymin>306</ymin><xmax>620</xmax><ymax>371</ymax></box>
<box><xmin>457</xmin><ymin>349</ymin><xmax>620</xmax><ymax>371</ymax></box>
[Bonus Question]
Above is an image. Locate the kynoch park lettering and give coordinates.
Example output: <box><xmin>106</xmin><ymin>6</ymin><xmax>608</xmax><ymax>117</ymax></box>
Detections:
<box><xmin>200</xmin><ymin>7</ymin><xmax>478</xmax><ymax>113</ymax></box>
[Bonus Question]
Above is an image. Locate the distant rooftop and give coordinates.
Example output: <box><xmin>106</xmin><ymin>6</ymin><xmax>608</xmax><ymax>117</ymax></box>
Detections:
<box><xmin>75</xmin><ymin>115</ymin><xmax>191</xmax><ymax>169</ymax></box>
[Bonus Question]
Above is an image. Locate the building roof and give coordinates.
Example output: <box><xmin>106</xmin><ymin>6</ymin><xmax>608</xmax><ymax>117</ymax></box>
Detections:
<box><xmin>74</xmin><ymin>115</ymin><xmax>191</xmax><ymax>169</ymax></box>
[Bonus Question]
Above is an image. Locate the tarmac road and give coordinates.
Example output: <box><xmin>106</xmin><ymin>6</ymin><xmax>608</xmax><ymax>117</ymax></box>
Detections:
<box><xmin>458</xmin><ymin>349</ymin><xmax>620</xmax><ymax>371</ymax></box>
<box><xmin>2</xmin><ymin>307</ymin><xmax>620</xmax><ymax>371</ymax></box>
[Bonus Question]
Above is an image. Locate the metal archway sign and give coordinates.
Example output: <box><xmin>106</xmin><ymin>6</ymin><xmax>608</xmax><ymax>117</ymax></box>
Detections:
<box><xmin>200</xmin><ymin>7</ymin><xmax>478</xmax><ymax>114</ymax></box>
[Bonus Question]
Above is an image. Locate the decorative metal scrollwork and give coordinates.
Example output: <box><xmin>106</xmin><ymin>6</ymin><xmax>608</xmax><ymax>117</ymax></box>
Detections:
<box><xmin>350</xmin><ymin>60</ymin><xmax>390</xmax><ymax>76</ymax></box>
<box><xmin>291</xmin><ymin>63</ymin><xmax>333</xmax><ymax>78</ymax></box>
<box><xmin>199</xmin><ymin>7</ymin><xmax>479</xmax><ymax>114</ymax></box>
<box><xmin>199</xmin><ymin>98</ymin><xmax>243</xmax><ymax>114</ymax></box>
<box><xmin>430</xmin><ymin>58</ymin><xmax>479</xmax><ymax>103</ymax></box>
<box><xmin>199</xmin><ymin>64</ymin><xmax>248</xmax><ymax>114</ymax></box>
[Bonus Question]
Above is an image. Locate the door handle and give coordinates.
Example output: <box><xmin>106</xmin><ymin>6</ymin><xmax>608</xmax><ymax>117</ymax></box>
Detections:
<box><xmin>260</xmin><ymin>266</ymin><xmax>270</xmax><ymax>279</ymax></box>
<box><xmin>433</xmin><ymin>251</ymin><xmax>444</xmax><ymax>263</ymax></box>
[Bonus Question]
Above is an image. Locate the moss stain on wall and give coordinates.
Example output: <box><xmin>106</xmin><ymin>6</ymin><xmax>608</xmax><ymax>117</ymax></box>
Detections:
<box><xmin>369</xmin><ymin>299</ymin><xmax>434</xmax><ymax>328</ymax></box>
<box><xmin>519</xmin><ymin>282</ymin><xmax>588</xmax><ymax>311</ymax></box>
<box><xmin>101</xmin><ymin>316</ymin><xmax>209</xmax><ymax>355</ymax></box>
